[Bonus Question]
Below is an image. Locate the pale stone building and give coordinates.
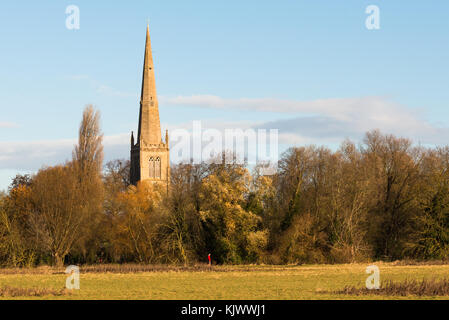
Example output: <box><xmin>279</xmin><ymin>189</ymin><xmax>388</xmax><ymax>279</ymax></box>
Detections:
<box><xmin>130</xmin><ymin>25</ymin><xmax>169</xmax><ymax>187</ymax></box>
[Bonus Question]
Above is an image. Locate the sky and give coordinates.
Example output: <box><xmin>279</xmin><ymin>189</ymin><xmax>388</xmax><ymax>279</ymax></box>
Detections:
<box><xmin>0</xmin><ymin>1</ymin><xmax>448</xmax><ymax>190</ymax></box>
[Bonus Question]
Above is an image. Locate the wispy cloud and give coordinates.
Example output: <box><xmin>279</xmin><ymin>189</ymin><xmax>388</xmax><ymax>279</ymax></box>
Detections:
<box><xmin>96</xmin><ymin>85</ymin><xmax>136</xmax><ymax>98</ymax></box>
<box><xmin>161</xmin><ymin>94</ymin><xmax>446</xmax><ymax>145</ymax></box>
<box><xmin>0</xmin><ymin>122</ymin><xmax>19</xmax><ymax>128</ymax></box>
<box><xmin>0</xmin><ymin>134</ymin><xmax>130</xmax><ymax>171</ymax></box>
<box><xmin>67</xmin><ymin>75</ymin><xmax>137</xmax><ymax>98</ymax></box>
<box><xmin>66</xmin><ymin>74</ymin><xmax>89</xmax><ymax>81</ymax></box>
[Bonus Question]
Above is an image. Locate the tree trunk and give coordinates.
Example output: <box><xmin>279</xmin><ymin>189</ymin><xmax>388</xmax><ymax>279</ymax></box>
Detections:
<box><xmin>53</xmin><ymin>252</ymin><xmax>64</xmax><ymax>268</ymax></box>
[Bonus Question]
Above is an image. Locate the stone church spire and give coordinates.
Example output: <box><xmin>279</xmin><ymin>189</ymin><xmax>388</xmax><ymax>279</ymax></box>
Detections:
<box><xmin>137</xmin><ymin>24</ymin><xmax>162</xmax><ymax>145</ymax></box>
<box><xmin>130</xmin><ymin>24</ymin><xmax>170</xmax><ymax>187</ymax></box>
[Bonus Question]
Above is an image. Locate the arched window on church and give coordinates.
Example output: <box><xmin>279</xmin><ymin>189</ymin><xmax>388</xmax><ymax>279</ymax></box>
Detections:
<box><xmin>155</xmin><ymin>157</ymin><xmax>161</xmax><ymax>179</ymax></box>
<box><xmin>149</xmin><ymin>157</ymin><xmax>154</xmax><ymax>178</ymax></box>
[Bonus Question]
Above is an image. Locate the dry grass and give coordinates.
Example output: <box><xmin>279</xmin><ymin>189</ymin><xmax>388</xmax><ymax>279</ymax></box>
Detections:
<box><xmin>81</xmin><ymin>264</ymin><xmax>216</xmax><ymax>274</ymax></box>
<box><xmin>78</xmin><ymin>264</ymin><xmax>301</xmax><ymax>274</ymax></box>
<box><xmin>0</xmin><ymin>264</ymin><xmax>215</xmax><ymax>275</ymax></box>
<box><xmin>0</xmin><ymin>265</ymin><xmax>57</xmax><ymax>275</ymax></box>
<box><xmin>1</xmin><ymin>260</ymin><xmax>448</xmax><ymax>275</ymax></box>
<box><xmin>0</xmin><ymin>263</ymin><xmax>302</xmax><ymax>275</ymax></box>
<box><xmin>336</xmin><ymin>278</ymin><xmax>449</xmax><ymax>296</ymax></box>
<box><xmin>0</xmin><ymin>285</ymin><xmax>70</xmax><ymax>297</ymax></box>
<box><xmin>391</xmin><ymin>259</ymin><xmax>449</xmax><ymax>266</ymax></box>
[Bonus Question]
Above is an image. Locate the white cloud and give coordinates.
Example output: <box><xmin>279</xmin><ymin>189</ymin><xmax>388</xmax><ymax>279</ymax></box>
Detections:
<box><xmin>96</xmin><ymin>85</ymin><xmax>136</xmax><ymax>98</ymax></box>
<box><xmin>161</xmin><ymin>94</ymin><xmax>392</xmax><ymax>115</ymax></box>
<box><xmin>66</xmin><ymin>74</ymin><xmax>89</xmax><ymax>81</ymax></box>
<box><xmin>0</xmin><ymin>134</ymin><xmax>130</xmax><ymax>171</ymax></box>
<box><xmin>0</xmin><ymin>122</ymin><xmax>18</xmax><ymax>128</ymax></box>
<box><xmin>0</xmin><ymin>138</ymin><xmax>74</xmax><ymax>170</ymax></box>
<box><xmin>67</xmin><ymin>75</ymin><xmax>136</xmax><ymax>98</ymax></box>
<box><xmin>161</xmin><ymin>94</ymin><xmax>447</xmax><ymax>145</ymax></box>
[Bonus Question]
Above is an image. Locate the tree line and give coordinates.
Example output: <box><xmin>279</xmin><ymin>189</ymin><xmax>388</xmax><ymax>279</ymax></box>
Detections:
<box><xmin>1</xmin><ymin>105</ymin><xmax>449</xmax><ymax>267</ymax></box>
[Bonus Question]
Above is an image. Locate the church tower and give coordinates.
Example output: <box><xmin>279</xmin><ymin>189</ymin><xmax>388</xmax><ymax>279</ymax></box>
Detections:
<box><xmin>130</xmin><ymin>25</ymin><xmax>169</xmax><ymax>187</ymax></box>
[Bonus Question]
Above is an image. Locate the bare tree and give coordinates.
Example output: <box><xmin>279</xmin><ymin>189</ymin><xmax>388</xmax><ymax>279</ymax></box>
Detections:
<box><xmin>73</xmin><ymin>104</ymin><xmax>103</xmax><ymax>177</ymax></box>
<box><xmin>71</xmin><ymin>105</ymin><xmax>105</xmax><ymax>263</ymax></box>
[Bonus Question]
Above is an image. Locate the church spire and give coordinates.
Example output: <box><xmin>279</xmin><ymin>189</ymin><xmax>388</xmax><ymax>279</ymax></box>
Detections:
<box><xmin>137</xmin><ymin>23</ymin><xmax>162</xmax><ymax>145</ymax></box>
<box><xmin>130</xmin><ymin>23</ymin><xmax>170</xmax><ymax>187</ymax></box>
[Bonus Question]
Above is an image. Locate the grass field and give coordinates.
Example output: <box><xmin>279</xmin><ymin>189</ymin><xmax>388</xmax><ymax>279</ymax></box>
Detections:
<box><xmin>1</xmin><ymin>262</ymin><xmax>449</xmax><ymax>300</ymax></box>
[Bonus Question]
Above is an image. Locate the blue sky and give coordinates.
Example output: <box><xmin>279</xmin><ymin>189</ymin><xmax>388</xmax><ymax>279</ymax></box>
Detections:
<box><xmin>0</xmin><ymin>1</ymin><xmax>448</xmax><ymax>190</ymax></box>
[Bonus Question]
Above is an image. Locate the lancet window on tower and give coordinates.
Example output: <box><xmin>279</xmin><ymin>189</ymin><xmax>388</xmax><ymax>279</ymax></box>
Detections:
<box><xmin>149</xmin><ymin>157</ymin><xmax>161</xmax><ymax>179</ymax></box>
<box><xmin>155</xmin><ymin>157</ymin><xmax>161</xmax><ymax>179</ymax></box>
<box><xmin>149</xmin><ymin>157</ymin><xmax>154</xmax><ymax>178</ymax></box>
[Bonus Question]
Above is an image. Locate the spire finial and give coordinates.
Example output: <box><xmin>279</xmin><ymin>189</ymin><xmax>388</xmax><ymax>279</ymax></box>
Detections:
<box><xmin>146</xmin><ymin>20</ymin><xmax>150</xmax><ymax>40</ymax></box>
